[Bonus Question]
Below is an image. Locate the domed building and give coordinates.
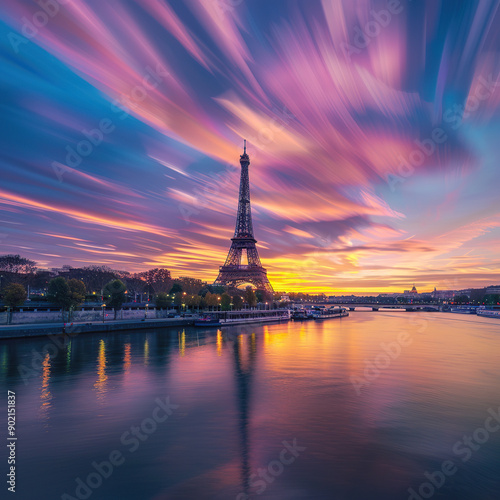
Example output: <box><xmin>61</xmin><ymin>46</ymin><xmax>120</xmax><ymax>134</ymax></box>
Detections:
<box><xmin>403</xmin><ymin>285</ymin><xmax>419</xmax><ymax>296</ymax></box>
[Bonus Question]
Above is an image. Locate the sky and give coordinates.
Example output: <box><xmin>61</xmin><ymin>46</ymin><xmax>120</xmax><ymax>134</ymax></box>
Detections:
<box><xmin>1</xmin><ymin>0</ymin><xmax>500</xmax><ymax>294</ymax></box>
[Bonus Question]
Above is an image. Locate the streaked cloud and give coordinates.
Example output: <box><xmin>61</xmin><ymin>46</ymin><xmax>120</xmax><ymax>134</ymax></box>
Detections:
<box><xmin>1</xmin><ymin>1</ymin><xmax>499</xmax><ymax>292</ymax></box>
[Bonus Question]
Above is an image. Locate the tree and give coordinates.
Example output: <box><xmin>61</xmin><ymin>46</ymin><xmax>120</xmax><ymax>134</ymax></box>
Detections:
<box><xmin>192</xmin><ymin>295</ymin><xmax>201</xmax><ymax>310</ymax></box>
<box><xmin>103</xmin><ymin>279</ymin><xmax>127</xmax><ymax>319</ymax></box>
<box><xmin>3</xmin><ymin>283</ymin><xmax>27</xmax><ymax>308</ymax></box>
<box><xmin>137</xmin><ymin>268</ymin><xmax>172</xmax><ymax>296</ymax></box>
<box><xmin>484</xmin><ymin>294</ymin><xmax>500</xmax><ymax>305</ymax></box>
<box><xmin>30</xmin><ymin>270</ymin><xmax>54</xmax><ymax>289</ymax></box>
<box><xmin>178</xmin><ymin>277</ymin><xmax>204</xmax><ymax>295</ymax></box>
<box><xmin>186</xmin><ymin>294</ymin><xmax>201</xmax><ymax>311</ymax></box>
<box><xmin>48</xmin><ymin>277</ymin><xmax>85</xmax><ymax>313</ymax></box>
<box><xmin>210</xmin><ymin>285</ymin><xmax>226</xmax><ymax>295</ymax></box>
<box><xmin>124</xmin><ymin>275</ymin><xmax>147</xmax><ymax>301</ymax></box>
<box><xmin>221</xmin><ymin>292</ymin><xmax>231</xmax><ymax>311</ymax></box>
<box><xmin>172</xmin><ymin>291</ymin><xmax>185</xmax><ymax>311</ymax></box>
<box><xmin>0</xmin><ymin>255</ymin><xmax>37</xmax><ymax>274</ymax></box>
<box><xmin>169</xmin><ymin>282</ymin><xmax>183</xmax><ymax>294</ymax></box>
<box><xmin>203</xmin><ymin>292</ymin><xmax>212</xmax><ymax>310</ymax></box>
<box><xmin>204</xmin><ymin>292</ymin><xmax>220</xmax><ymax>311</ymax></box>
<box><xmin>155</xmin><ymin>292</ymin><xmax>171</xmax><ymax>309</ymax></box>
<box><xmin>470</xmin><ymin>288</ymin><xmax>486</xmax><ymax>304</ymax></box>
<box><xmin>77</xmin><ymin>266</ymin><xmax>118</xmax><ymax>294</ymax></box>
<box><xmin>48</xmin><ymin>277</ymin><xmax>73</xmax><ymax>310</ymax></box>
<box><xmin>244</xmin><ymin>287</ymin><xmax>257</xmax><ymax>308</ymax></box>
<box><xmin>256</xmin><ymin>289</ymin><xmax>274</xmax><ymax>304</ymax></box>
<box><xmin>232</xmin><ymin>295</ymin><xmax>243</xmax><ymax>310</ymax></box>
<box><xmin>454</xmin><ymin>294</ymin><xmax>469</xmax><ymax>304</ymax></box>
<box><xmin>68</xmin><ymin>279</ymin><xmax>86</xmax><ymax>306</ymax></box>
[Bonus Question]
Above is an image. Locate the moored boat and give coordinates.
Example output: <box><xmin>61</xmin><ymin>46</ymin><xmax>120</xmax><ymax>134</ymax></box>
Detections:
<box><xmin>313</xmin><ymin>307</ymin><xmax>349</xmax><ymax>320</ymax></box>
<box><xmin>291</xmin><ymin>308</ymin><xmax>324</xmax><ymax>320</ymax></box>
<box><xmin>194</xmin><ymin>316</ymin><xmax>222</xmax><ymax>327</ymax></box>
<box><xmin>476</xmin><ymin>307</ymin><xmax>500</xmax><ymax>318</ymax></box>
<box><xmin>450</xmin><ymin>306</ymin><xmax>477</xmax><ymax>314</ymax></box>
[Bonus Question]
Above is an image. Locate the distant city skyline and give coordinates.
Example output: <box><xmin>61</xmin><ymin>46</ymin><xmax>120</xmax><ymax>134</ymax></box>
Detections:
<box><xmin>6</xmin><ymin>254</ymin><xmax>499</xmax><ymax>298</ymax></box>
<box><xmin>1</xmin><ymin>1</ymin><xmax>500</xmax><ymax>293</ymax></box>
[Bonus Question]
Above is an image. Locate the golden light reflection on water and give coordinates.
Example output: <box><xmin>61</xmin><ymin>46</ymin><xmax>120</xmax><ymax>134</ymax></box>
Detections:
<box><xmin>299</xmin><ymin>324</ymin><xmax>307</xmax><ymax>340</ymax></box>
<box><xmin>263</xmin><ymin>325</ymin><xmax>290</xmax><ymax>349</ymax></box>
<box><xmin>39</xmin><ymin>353</ymin><xmax>52</xmax><ymax>422</ymax></box>
<box><xmin>250</xmin><ymin>332</ymin><xmax>256</xmax><ymax>356</ymax></box>
<box><xmin>66</xmin><ymin>342</ymin><xmax>71</xmax><ymax>372</ymax></box>
<box><xmin>94</xmin><ymin>339</ymin><xmax>108</xmax><ymax>401</ymax></box>
<box><xmin>216</xmin><ymin>330</ymin><xmax>222</xmax><ymax>356</ymax></box>
<box><xmin>144</xmin><ymin>339</ymin><xmax>149</xmax><ymax>365</ymax></box>
<box><xmin>123</xmin><ymin>343</ymin><xmax>131</xmax><ymax>375</ymax></box>
<box><xmin>179</xmin><ymin>330</ymin><xmax>185</xmax><ymax>357</ymax></box>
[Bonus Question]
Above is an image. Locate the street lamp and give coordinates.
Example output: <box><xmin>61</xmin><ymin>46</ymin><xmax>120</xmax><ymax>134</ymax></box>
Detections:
<box><xmin>145</xmin><ymin>303</ymin><xmax>149</xmax><ymax>320</ymax></box>
<box><xmin>102</xmin><ymin>303</ymin><xmax>105</xmax><ymax>323</ymax></box>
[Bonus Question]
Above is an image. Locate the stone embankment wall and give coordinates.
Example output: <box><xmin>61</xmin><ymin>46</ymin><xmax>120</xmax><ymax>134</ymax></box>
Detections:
<box><xmin>0</xmin><ymin>308</ymin><xmax>178</xmax><ymax>325</ymax></box>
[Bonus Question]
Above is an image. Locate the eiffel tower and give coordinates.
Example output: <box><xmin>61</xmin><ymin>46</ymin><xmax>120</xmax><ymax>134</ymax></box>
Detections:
<box><xmin>214</xmin><ymin>140</ymin><xmax>273</xmax><ymax>292</ymax></box>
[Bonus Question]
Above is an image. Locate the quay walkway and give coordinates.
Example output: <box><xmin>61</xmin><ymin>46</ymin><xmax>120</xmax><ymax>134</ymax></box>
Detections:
<box><xmin>0</xmin><ymin>317</ymin><xmax>192</xmax><ymax>340</ymax></box>
<box><xmin>0</xmin><ymin>309</ymin><xmax>291</xmax><ymax>340</ymax></box>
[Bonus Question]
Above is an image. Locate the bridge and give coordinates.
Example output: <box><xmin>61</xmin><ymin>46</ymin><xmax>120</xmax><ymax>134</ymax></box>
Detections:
<box><xmin>341</xmin><ymin>303</ymin><xmax>440</xmax><ymax>312</ymax></box>
<box><xmin>293</xmin><ymin>302</ymin><xmax>441</xmax><ymax>312</ymax></box>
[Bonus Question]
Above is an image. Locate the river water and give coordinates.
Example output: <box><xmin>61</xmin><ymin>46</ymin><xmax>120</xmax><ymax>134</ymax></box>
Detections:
<box><xmin>1</xmin><ymin>311</ymin><xmax>500</xmax><ymax>500</ymax></box>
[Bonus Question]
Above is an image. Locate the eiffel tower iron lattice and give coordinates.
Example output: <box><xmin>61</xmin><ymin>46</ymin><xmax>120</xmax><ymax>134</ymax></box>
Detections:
<box><xmin>213</xmin><ymin>140</ymin><xmax>273</xmax><ymax>292</ymax></box>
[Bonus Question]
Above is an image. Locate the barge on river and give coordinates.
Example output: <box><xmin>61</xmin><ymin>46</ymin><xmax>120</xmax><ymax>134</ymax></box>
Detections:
<box><xmin>194</xmin><ymin>309</ymin><xmax>290</xmax><ymax>327</ymax></box>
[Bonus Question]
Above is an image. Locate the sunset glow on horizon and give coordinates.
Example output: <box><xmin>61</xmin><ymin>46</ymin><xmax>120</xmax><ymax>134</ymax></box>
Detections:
<box><xmin>1</xmin><ymin>0</ymin><xmax>500</xmax><ymax>293</ymax></box>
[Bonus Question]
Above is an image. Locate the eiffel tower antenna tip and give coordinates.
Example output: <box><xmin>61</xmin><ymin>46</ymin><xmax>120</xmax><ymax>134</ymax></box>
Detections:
<box><xmin>243</xmin><ymin>139</ymin><xmax>246</xmax><ymax>154</ymax></box>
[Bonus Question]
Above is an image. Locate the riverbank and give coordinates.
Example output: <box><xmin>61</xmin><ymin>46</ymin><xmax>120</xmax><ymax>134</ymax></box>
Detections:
<box><xmin>0</xmin><ymin>305</ymin><xmax>180</xmax><ymax>325</ymax></box>
<box><xmin>0</xmin><ymin>317</ymin><xmax>193</xmax><ymax>339</ymax></box>
<box><xmin>0</xmin><ymin>309</ymin><xmax>292</xmax><ymax>339</ymax></box>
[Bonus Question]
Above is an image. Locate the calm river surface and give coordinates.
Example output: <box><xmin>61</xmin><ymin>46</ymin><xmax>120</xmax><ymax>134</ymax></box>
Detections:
<box><xmin>1</xmin><ymin>311</ymin><xmax>500</xmax><ymax>500</ymax></box>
